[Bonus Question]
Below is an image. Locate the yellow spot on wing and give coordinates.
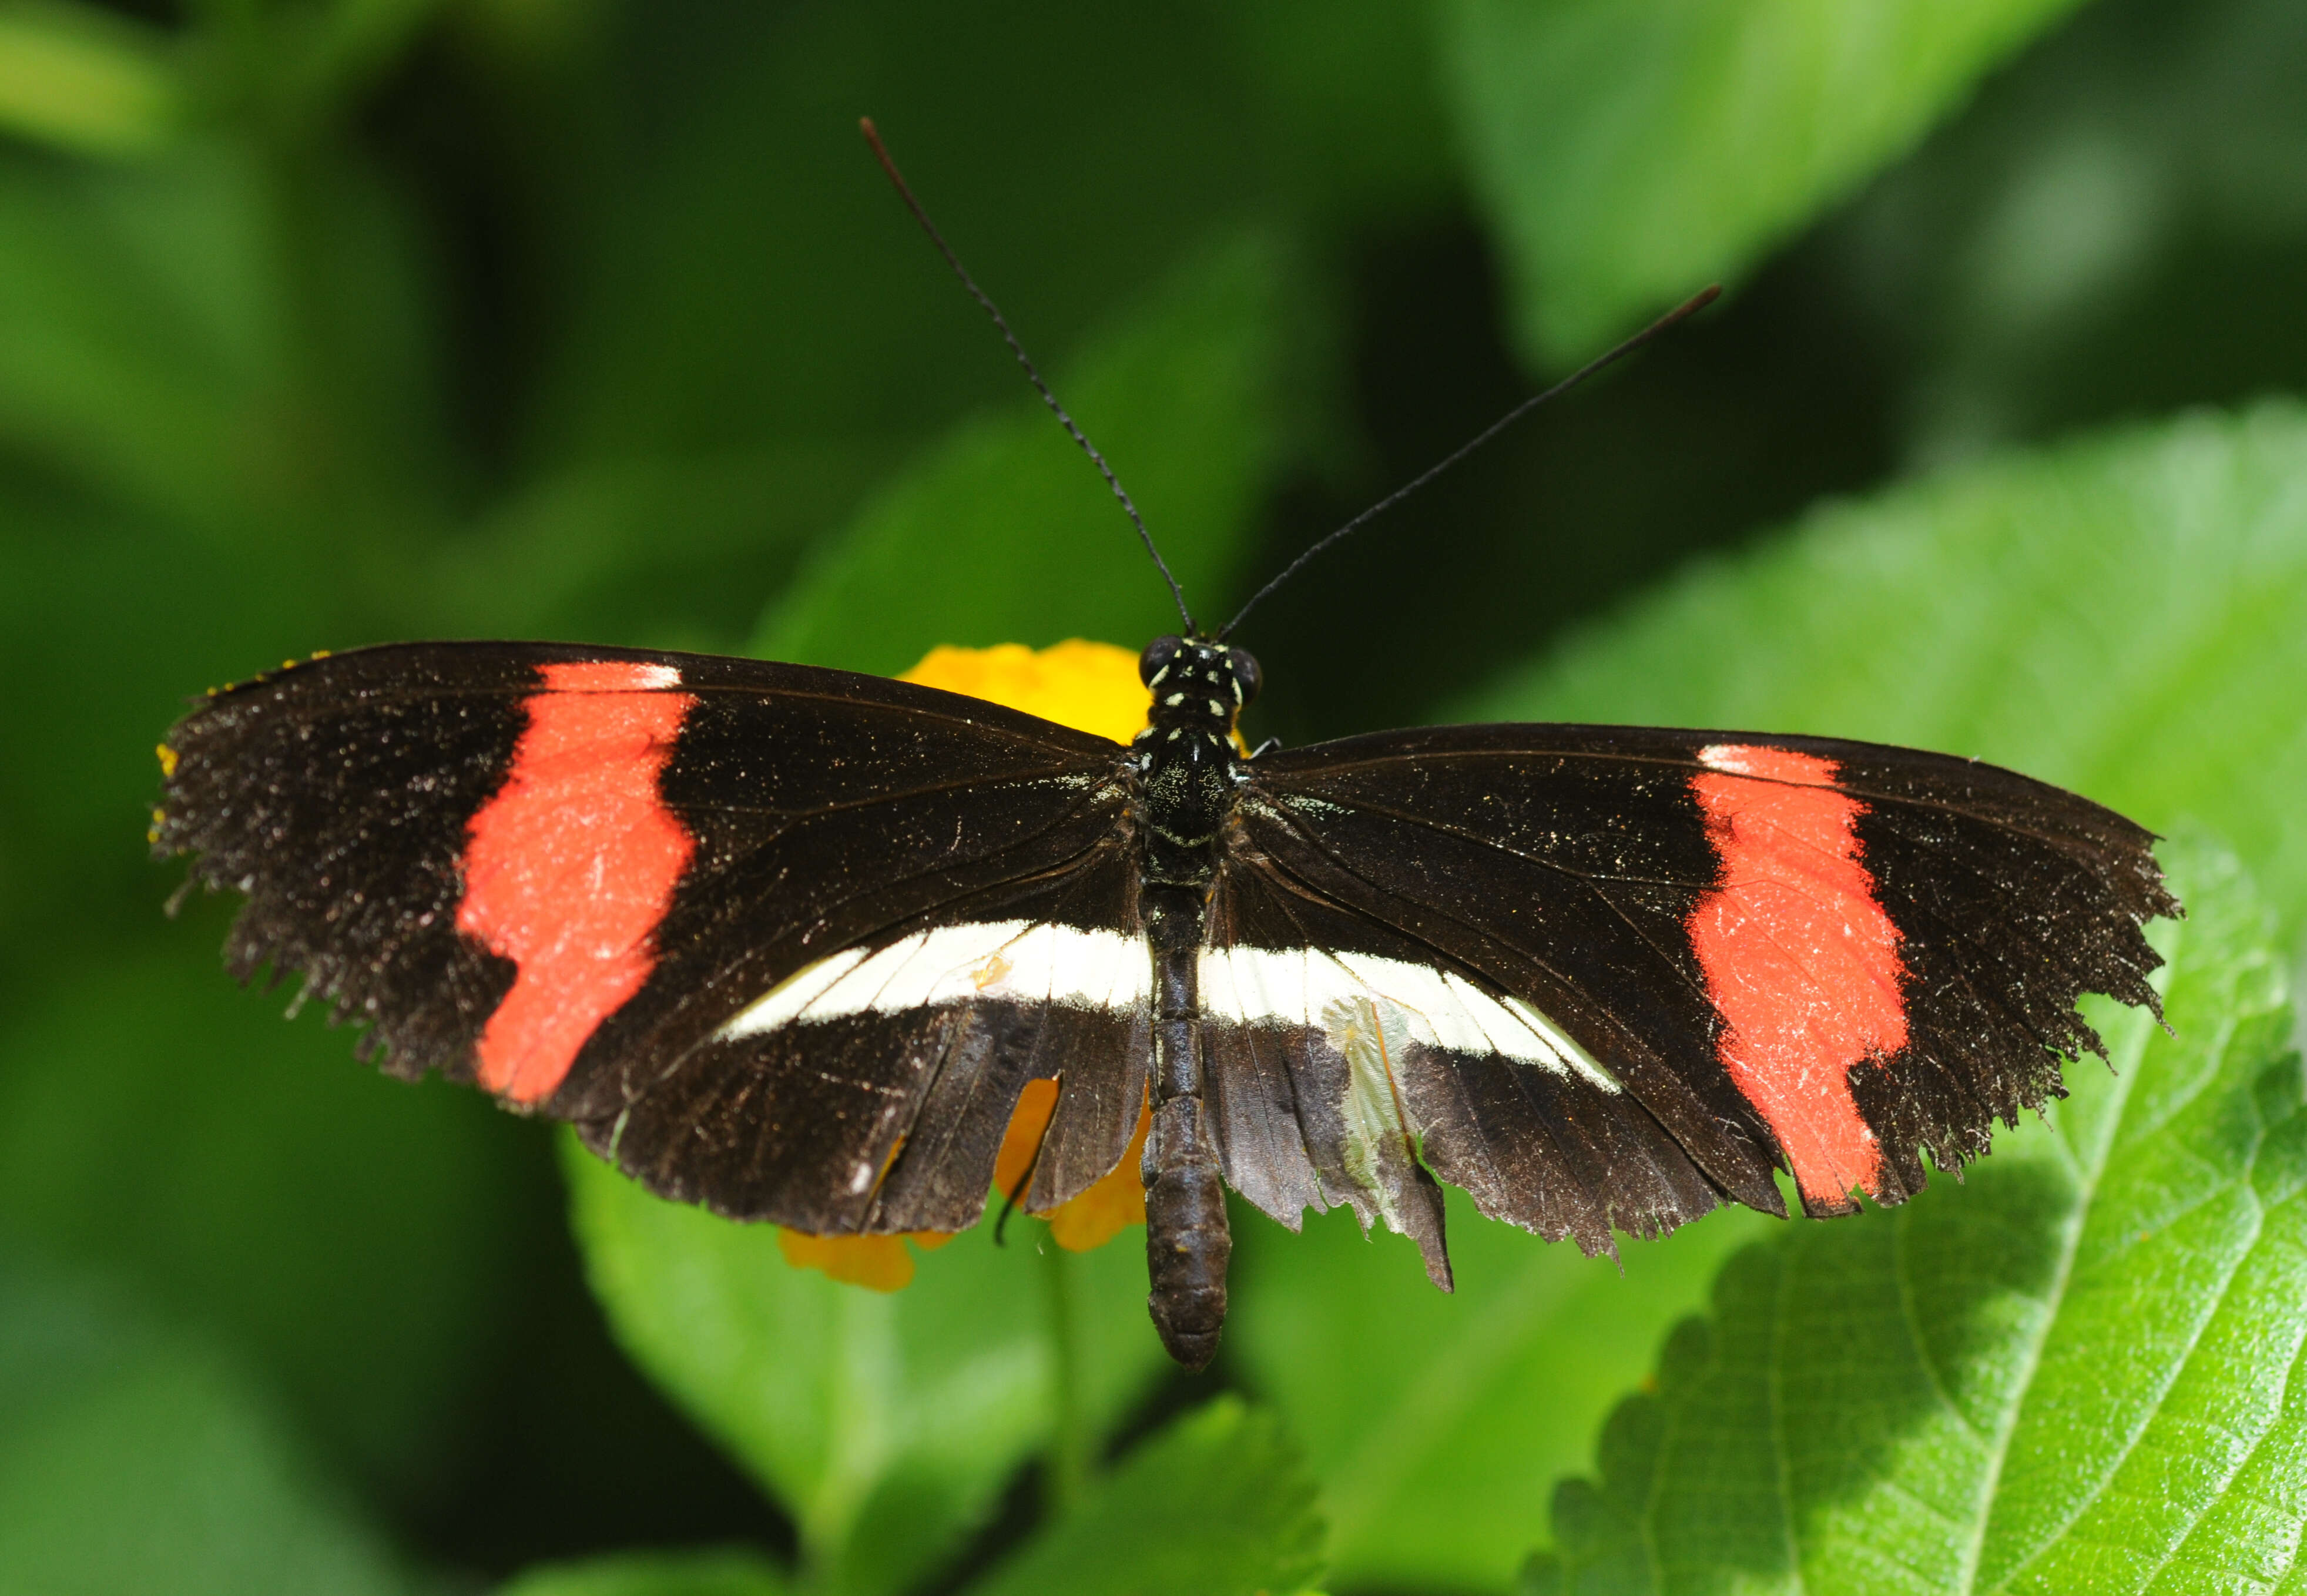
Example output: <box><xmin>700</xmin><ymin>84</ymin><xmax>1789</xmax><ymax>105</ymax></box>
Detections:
<box><xmin>155</xmin><ymin>744</ymin><xmax>178</xmax><ymax>779</ymax></box>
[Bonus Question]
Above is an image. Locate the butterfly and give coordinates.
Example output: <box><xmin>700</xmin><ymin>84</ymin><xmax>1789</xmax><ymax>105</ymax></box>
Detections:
<box><xmin>152</xmin><ymin>125</ymin><xmax>2178</xmax><ymax>1370</ymax></box>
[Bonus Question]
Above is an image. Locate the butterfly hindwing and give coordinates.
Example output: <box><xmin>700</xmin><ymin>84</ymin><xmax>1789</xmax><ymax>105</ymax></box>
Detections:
<box><xmin>1203</xmin><ymin>859</ymin><xmax>1727</xmax><ymax>1278</ymax></box>
<box><xmin>598</xmin><ymin>848</ymin><xmax>1156</xmax><ymax>1231</ymax></box>
<box><xmin>1200</xmin><ymin>863</ymin><xmax>1452</xmax><ymax>1282</ymax></box>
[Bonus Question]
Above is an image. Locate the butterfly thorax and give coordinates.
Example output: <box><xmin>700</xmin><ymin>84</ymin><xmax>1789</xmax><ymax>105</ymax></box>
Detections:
<box><xmin>1128</xmin><ymin>636</ymin><xmax>1256</xmax><ymax>890</ymax></box>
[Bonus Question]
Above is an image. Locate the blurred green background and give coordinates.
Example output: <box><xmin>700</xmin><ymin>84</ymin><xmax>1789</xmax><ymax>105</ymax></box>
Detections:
<box><xmin>1</xmin><ymin>0</ymin><xmax>2303</xmax><ymax>1592</ymax></box>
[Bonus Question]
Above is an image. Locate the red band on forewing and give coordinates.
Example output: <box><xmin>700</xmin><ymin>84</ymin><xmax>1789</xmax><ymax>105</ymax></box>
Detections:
<box><xmin>1688</xmin><ymin>744</ymin><xmax>1907</xmax><ymax>1206</ymax></box>
<box><xmin>458</xmin><ymin>661</ymin><xmax>696</xmax><ymax>1104</ymax></box>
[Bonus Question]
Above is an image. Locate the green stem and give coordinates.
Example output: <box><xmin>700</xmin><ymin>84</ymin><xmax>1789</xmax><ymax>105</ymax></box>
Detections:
<box><xmin>1042</xmin><ymin>1234</ymin><xmax>1091</xmax><ymax>1514</ymax></box>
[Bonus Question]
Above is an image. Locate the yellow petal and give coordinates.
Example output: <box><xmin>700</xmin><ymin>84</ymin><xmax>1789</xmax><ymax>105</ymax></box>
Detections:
<box><xmin>985</xmin><ymin>1075</ymin><xmax>1149</xmax><ymax>1253</ymax></box>
<box><xmin>1047</xmin><ymin>1099</ymin><xmax>1150</xmax><ymax>1252</ymax></box>
<box><xmin>993</xmin><ymin>1077</ymin><xmax>1062</xmax><ymax>1199</ymax></box>
<box><xmin>900</xmin><ymin>639</ymin><xmax>1149</xmax><ymax>743</ymax></box>
<box><xmin>776</xmin><ymin>1230</ymin><xmax>914</xmax><ymax>1292</ymax></box>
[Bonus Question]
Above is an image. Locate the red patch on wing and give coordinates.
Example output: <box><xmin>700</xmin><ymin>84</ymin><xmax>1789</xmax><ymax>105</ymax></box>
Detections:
<box><xmin>458</xmin><ymin>660</ymin><xmax>696</xmax><ymax>1104</ymax></box>
<box><xmin>1688</xmin><ymin>744</ymin><xmax>1907</xmax><ymax>1208</ymax></box>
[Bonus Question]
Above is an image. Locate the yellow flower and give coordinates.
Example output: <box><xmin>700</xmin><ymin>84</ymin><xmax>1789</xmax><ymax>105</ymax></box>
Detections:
<box><xmin>780</xmin><ymin>639</ymin><xmax>1154</xmax><ymax>1290</ymax></box>
<box><xmin>776</xmin><ymin>1226</ymin><xmax>954</xmax><ymax>1292</ymax></box>
<box><xmin>902</xmin><ymin>639</ymin><xmax>1149</xmax><ymax>743</ymax></box>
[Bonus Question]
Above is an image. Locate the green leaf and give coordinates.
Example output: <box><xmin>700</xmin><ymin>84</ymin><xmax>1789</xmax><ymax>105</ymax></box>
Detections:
<box><xmin>0</xmin><ymin>1262</ymin><xmax>426</xmax><ymax>1596</ymax></box>
<box><xmin>563</xmin><ymin>1138</ymin><xmax>1169</xmax><ymax>1596</ymax></box>
<box><xmin>1530</xmin><ymin>837</ymin><xmax>2304</xmax><ymax>1593</ymax></box>
<box><xmin>0</xmin><ymin>1</ymin><xmax>180</xmax><ymax>158</ymax></box>
<box><xmin>0</xmin><ymin>945</ymin><xmax>531</xmax><ymax>1496</ymax></box>
<box><xmin>291</xmin><ymin>0</ymin><xmax>455</xmax><ymax>115</ymax></box>
<box><xmin>752</xmin><ymin>230</ymin><xmax>1297</xmax><ymax>675</ymax></box>
<box><xmin>1215</xmin><ymin>0</ymin><xmax>1457</xmax><ymax>226</ymax></box>
<box><xmin>1440</xmin><ymin>0</ymin><xmax>2088</xmax><ymax>362</ymax></box>
<box><xmin>1466</xmin><ymin>401</ymin><xmax>2307</xmax><ymax>942</ymax></box>
<box><xmin>0</xmin><ymin>135</ymin><xmax>452</xmax><ymax>540</ymax></box>
<box><xmin>960</xmin><ymin>1397</ymin><xmax>1326</xmax><ymax>1596</ymax></box>
<box><xmin>0</xmin><ymin>489</ymin><xmax>338</xmax><ymax>941</ymax></box>
<box><xmin>0</xmin><ymin>145</ymin><xmax>280</xmax><ymax>528</ymax></box>
<box><xmin>498</xmin><ymin>1547</ymin><xmax>790</xmax><ymax>1596</ymax></box>
<box><xmin>532</xmin><ymin>4</ymin><xmax>1267</xmax><ymax>465</ymax></box>
<box><xmin>420</xmin><ymin>444</ymin><xmax>887</xmax><ymax>649</ymax></box>
<box><xmin>1232</xmin><ymin>1193</ymin><xmax>1771</xmax><ymax>1591</ymax></box>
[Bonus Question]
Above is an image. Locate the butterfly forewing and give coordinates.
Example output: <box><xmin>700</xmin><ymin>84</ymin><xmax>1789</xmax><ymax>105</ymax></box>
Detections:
<box><xmin>157</xmin><ymin>643</ymin><xmax>1157</xmax><ymax>1234</ymax></box>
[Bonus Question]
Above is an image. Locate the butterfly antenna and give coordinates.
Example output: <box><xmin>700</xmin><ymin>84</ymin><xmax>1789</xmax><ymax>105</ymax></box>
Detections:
<box><xmin>861</xmin><ymin>118</ymin><xmax>1195</xmax><ymax>632</ymax></box>
<box><xmin>1218</xmin><ymin>284</ymin><xmax>1721</xmax><ymax>641</ymax></box>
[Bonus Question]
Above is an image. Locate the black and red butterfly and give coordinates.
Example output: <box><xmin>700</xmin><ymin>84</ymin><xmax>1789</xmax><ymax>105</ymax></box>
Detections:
<box><xmin>153</xmin><ymin>126</ymin><xmax>2177</xmax><ymax>1370</ymax></box>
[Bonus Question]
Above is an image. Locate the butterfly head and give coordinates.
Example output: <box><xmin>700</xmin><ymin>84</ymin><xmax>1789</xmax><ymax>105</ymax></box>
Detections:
<box><xmin>1136</xmin><ymin>635</ymin><xmax>1259</xmax><ymax>745</ymax></box>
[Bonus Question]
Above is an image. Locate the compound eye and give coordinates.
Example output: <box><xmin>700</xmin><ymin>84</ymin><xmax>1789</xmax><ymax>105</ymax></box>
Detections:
<box><xmin>1226</xmin><ymin>647</ymin><xmax>1262</xmax><ymax>706</ymax></box>
<box><xmin>1138</xmin><ymin>636</ymin><xmax>1183</xmax><ymax>686</ymax></box>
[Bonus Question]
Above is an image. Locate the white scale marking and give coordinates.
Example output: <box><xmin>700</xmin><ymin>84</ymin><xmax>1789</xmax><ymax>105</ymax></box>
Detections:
<box><xmin>1197</xmin><ymin>945</ymin><xmax>1618</xmax><ymax>1091</ymax></box>
<box><xmin>718</xmin><ymin>921</ymin><xmax>1149</xmax><ymax>1039</ymax></box>
<box><xmin>715</xmin><ymin>921</ymin><xmax>1617</xmax><ymax>1091</ymax></box>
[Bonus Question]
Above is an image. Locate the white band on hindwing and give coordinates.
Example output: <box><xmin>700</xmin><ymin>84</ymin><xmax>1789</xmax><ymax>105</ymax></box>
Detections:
<box><xmin>715</xmin><ymin>920</ymin><xmax>1617</xmax><ymax>1091</ymax></box>
<box><xmin>1198</xmin><ymin>943</ymin><xmax>1618</xmax><ymax>1091</ymax></box>
<box><xmin>716</xmin><ymin>920</ymin><xmax>1151</xmax><ymax>1039</ymax></box>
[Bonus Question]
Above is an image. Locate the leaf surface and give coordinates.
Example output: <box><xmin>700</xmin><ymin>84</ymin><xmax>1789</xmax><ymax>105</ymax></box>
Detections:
<box><xmin>0</xmin><ymin>3</ymin><xmax>179</xmax><ymax>157</ymax></box>
<box><xmin>498</xmin><ymin>1548</ymin><xmax>790</xmax><ymax>1596</ymax></box>
<box><xmin>564</xmin><ymin>1144</ymin><xmax>1167</xmax><ymax>1596</ymax></box>
<box><xmin>1441</xmin><ymin>0</ymin><xmax>2087</xmax><ymax>361</ymax></box>
<box><xmin>960</xmin><ymin>1397</ymin><xmax>1326</xmax><ymax>1596</ymax></box>
<box><xmin>0</xmin><ymin>1263</ymin><xmax>424</xmax><ymax>1596</ymax></box>
<box><xmin>1232</xmin><ymin>1193</ymin><xmax>1768</xmax><ymax>1590</ymax></box>
<box><xmin>0</xmin><ymin>946</ymin><xmax>525</xmax><ymax>1494</ymax></box>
